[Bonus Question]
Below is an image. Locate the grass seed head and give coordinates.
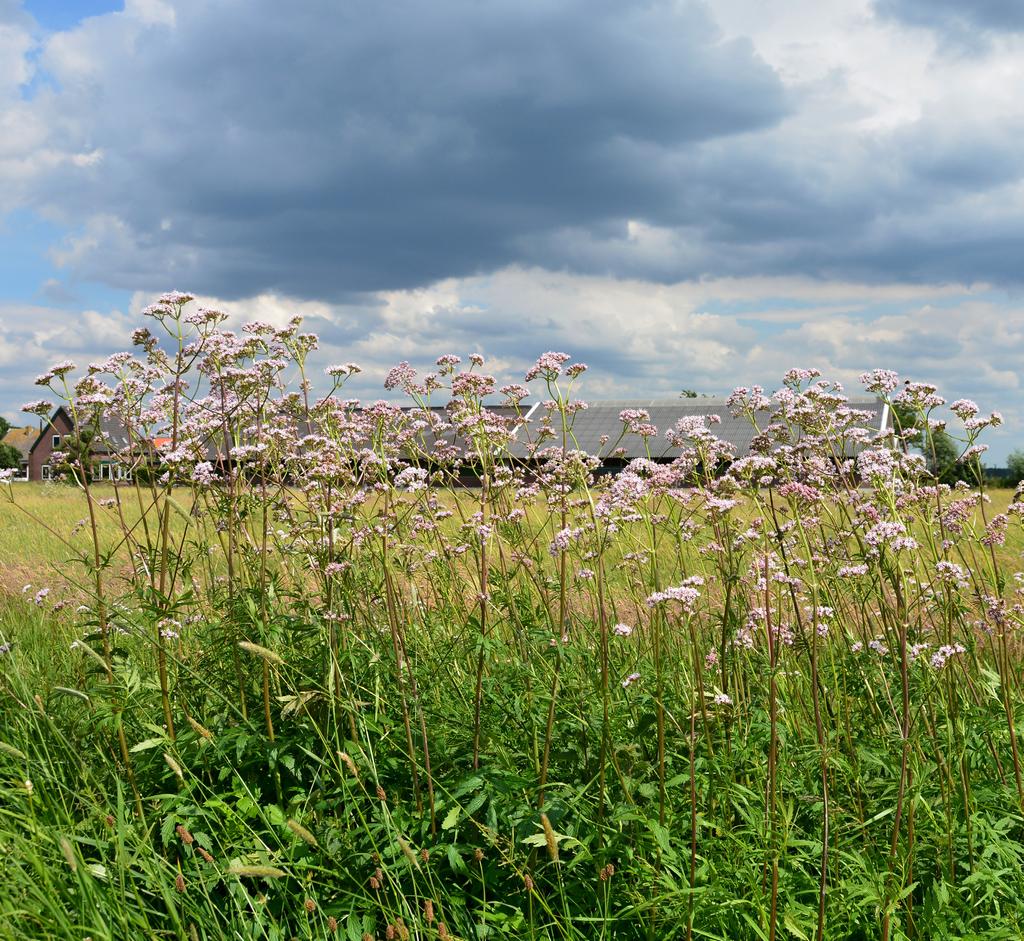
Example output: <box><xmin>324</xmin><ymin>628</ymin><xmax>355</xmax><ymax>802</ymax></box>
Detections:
<box><xmin>163</xmin><ymin>752</ymin><xmax>184</xmax><ymax>781</ymax></box>
<box><xmin>286</xmin><ymin>818</ymin><xmax>318</xmax><ymax>847</ymax></box>
<box><xmin>58</xmin><ymin>836</ymin><xmax>77</xmax><ymax>872</ymax></box>
<box><xmin>540</xmin><ymin>813</ymin><xmax>559</xmax><ymax>862</ymax></box>
<box><xmin>0</xmin><ymin>741</ymin><xmax>27</xmax><ymax>760</ymax></box>
<box><xmin>338</xmin><ymin>750</ymin><xmax>360</xmax><ymax>779</ymax></box>
<box><xmin>238</xmin><ymin>641</ymin><xmax>284</xmax><ymax>666</ymax></box>
<box><xmin>228</xmin><ymin>864</ymin><xmax>287</xmax><ymax>879</ymax></box>
<box><xmin>397</xmin><ymin>835</ymin><xmax>420</xmax><ymax>869</ymax></box>
<box><xmin>186</xmin><ymin>715</ymin><xmax>214</xmax><ymax>739</ymax></box>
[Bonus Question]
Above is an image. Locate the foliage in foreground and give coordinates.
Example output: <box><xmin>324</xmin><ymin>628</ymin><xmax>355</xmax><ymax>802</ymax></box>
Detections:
<box><xmin>2</xmin><ymin>294</ymin><xmax>1024</xmax><ymax>940</ymax></box>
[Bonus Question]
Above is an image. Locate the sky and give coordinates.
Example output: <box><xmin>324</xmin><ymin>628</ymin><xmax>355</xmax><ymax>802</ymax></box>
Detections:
<box><xmin>1</xmin><ymin>0</ymin><xmax>1023</xmax><ymax>459</ymax></box>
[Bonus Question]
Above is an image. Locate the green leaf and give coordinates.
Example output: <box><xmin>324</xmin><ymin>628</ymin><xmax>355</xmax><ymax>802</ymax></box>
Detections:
<box><xmin>442</xmin><ymin>806</ymin><xmax>460</xmax><ymax>830</ymax></box>
<box><xmin>447</xmin><ymin>843</ymin><xmax>468</xmax><ymax>875</ymax></box>
<box><xmin>648</xmin><ymin>820</ymin><xmax>676</xmax><ymax>859</ymax></box>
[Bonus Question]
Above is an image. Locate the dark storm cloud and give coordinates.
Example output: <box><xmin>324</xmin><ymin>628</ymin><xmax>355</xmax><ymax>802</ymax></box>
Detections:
<box><xmin>28</xmin><ymin>0</ymin><xmax>789</xmax><ymax>299</ymax></box>
<box><xmin>10</xmin><ymin>0</ymin><xmax>1024</xmax><ymax>299</ymax></box>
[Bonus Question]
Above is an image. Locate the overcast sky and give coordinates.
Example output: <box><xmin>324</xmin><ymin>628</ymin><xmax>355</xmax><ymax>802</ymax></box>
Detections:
<box><xmin>2</xmin><ymin>0</ymin><xmax>1023</xmax><ymax>458</ymax></box>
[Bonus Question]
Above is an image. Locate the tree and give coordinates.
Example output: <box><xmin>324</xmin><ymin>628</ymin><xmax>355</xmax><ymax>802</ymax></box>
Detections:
<box><xmin>891</xmin><ymin>403</ymin><xmax>979</xmax><ymax>485</ymax></box>
<box><xmin>0</xmin><ymin>415</ymin><xmax>10</xmax><ymax>440</ymax></box>
<box><xmin>1007</xmin><ymin>450</ymin><xmax>1024</xmax><ymax>487</ymax></box>
<box><xmin>0</xmin><ymin>442</ymin><xmax>20</xmax><ymax>471</ymax></box>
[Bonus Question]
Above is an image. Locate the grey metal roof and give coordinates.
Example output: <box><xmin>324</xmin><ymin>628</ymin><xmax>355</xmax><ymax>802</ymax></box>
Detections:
<box><xmin>509</xmin><ymin>397</ymin><xmax>886</xmax><ymax>461</ymax></box>
<box><xmin>96</xmin><ymin>414</ymin><xmax>133</xmax><ymax>450</ymax></box>
<box><xmin>35</xmin><ymin>397</ymin><xmax>886</xmax><ymax>468</ymax></box>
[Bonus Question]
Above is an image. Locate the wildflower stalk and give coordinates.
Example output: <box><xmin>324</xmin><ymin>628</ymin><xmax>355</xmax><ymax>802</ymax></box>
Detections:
<box><xmin>882</xmin><ymin>572</ymin><xmax>912</xmax><ymax>941</ymax></box>
<box><xmin>538</xmin><ymin>381</ymin><xmax>571</xmax><ymax>809</ymax></box>
<box><xmin>762</xmin><ymin>553</ymin><xmax>780</xmax><ymax>941</ymax></box>
<box><xmin>472</xmin><ymin>469</ymin><xmax>490</xmax><ymax>770</ymax></box>
<box><xmin>381</xmin><ymin>491</ymin><xmax>423</xmax><ymax>817</ymax></box>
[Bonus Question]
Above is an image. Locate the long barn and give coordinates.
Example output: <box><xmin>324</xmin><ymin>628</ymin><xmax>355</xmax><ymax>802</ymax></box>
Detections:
<box><xmin>10</xmin><ymin>396</ymin><xmax>888</xmax><ymax>483</ymax></box>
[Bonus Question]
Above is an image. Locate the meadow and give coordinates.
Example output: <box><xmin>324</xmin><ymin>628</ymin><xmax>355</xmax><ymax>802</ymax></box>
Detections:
<box><xmin>2</xmin><ymin>295</ymin><xmax>1024</xmax><ymax>941</ymax></box>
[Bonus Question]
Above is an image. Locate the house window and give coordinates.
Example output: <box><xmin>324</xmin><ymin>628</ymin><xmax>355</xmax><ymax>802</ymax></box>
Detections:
<box><xmin>41</xmin><ymin>465</ymin><xmax>52</xmax><ymax>480</ymax></box>
<box><xmin>52</xmin><ymin>434</ymin><xmax>61</xmax><ymax>448</ymax></box>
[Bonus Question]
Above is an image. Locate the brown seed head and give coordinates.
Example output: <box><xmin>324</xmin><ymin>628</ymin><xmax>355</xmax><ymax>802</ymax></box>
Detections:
<box><xmin>369</xmin><ymin>876</ymin><xmax>380</xmax><ymax>891</ymax></box>
<box><xmin>304</xmin><ymin>898</ymin><xmax>316</xmax><ymax>913</ymax></box>
<box><xmin>420</xmin><ymin>848</ymin><xmax>430</xmax><ymax>863</ymax></box>
<box><xmin>376</xmin><ymin>784</ymin><xmax>387</xmax><ymax>802</ymax></box>
<box><xmin>339</xmin><ymin>751</ymin><xmax>359</xmax><ymax>779</ymax></box>
<box><xmin>473</xmin><ymin>848</ymin><xmax>484</xmax><ymax>863</ymax></box>
<box><xmin>523</xmin><ymin>873</ymin><xmax>534</xmax><ymax>892</ymax></box>
<box><xmin>423</xmin><ymin>899</ymin><xmax>435</xmax><ymax>924</ymax></box>
<box><xmin>175</xmin><ymin>872</ymin><xmax>186</xmax><ymax>893</ymax></box>
<box><xmin>599</xmin><ymin>863</ymin><xmax>615</xmax><ymax>881</ymax></box>
<box><xmin>197</xmin><ymin>846</ymin><xmax>214</xmax><ymax>863</ymax></box>
<box><xmin>186</xmin><ymin>715</ymin><xmax>214</xmax><ymax>740</ymax></box>
<box><xmin>104</xmin><ymin>814</ymin><xmax>115</xmax><ymax>828</ymax></box>
<box><xmin>385</xmin><ymin>926</ymin><xmax>395</xmax><ymax>940</ymax></box>
<box><xmin>176</xmin><ymin>824</ymin><xmax>194</xmax><ymax>845</ymax></box>
<box><xmin>438</xmin><ymin>923</ymin><xmax>450</xmax><ymax>941</ymax></box>
<box><xmin>540</xmin><ymin>813</ymin><xmax>559</xmax><ymax>863</ymax></box>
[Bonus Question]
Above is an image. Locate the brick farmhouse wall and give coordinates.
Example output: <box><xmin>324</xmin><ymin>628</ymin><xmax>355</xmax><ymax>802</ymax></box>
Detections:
<box><xmin>27</xmin><ymin>409</ymin><xmax>74</xmax><ymax>481</ymax></box>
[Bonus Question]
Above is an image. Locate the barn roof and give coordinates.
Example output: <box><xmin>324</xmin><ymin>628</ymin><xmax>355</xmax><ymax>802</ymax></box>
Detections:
<box><xmin>509</xmin><ymin>397</ymin><xmax>887</xmax><ymax>461</ymax></box>
<box><xmin>25</xmin><ymin>395</ymin><xmax>887</xmax><ymax>468</ymax></box>
<box><xmin>1</xmin><ymin>426</ymin><xmax>36</xmax><ymax>460</ymax></box>
<box><xmin>29</xmin><ymin>406</ymin><xmax>135</xmax><ymax>457</ymax></box>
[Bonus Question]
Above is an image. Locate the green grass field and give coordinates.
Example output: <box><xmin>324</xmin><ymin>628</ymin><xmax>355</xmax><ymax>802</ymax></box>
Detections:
<box><xmin>5</xmin><ymin>318</ymin><xmax>1024</xmax><ymax>940</ymax></box>
<box><xmin>4</xmin><ymin>471</ymin><xmax>1024</xmax><ymax>940</ymax></box>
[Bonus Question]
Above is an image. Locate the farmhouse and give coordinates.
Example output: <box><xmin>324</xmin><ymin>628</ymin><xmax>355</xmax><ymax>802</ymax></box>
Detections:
<box><xmin>0</xmin><ymin>425</ymin><xmax>36</xmax><ymax>481</ymax></box>
<box><xmin>20</xmin><ymin>406</ymin><xmax>136</xmax><ymax>482</ymax></box>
